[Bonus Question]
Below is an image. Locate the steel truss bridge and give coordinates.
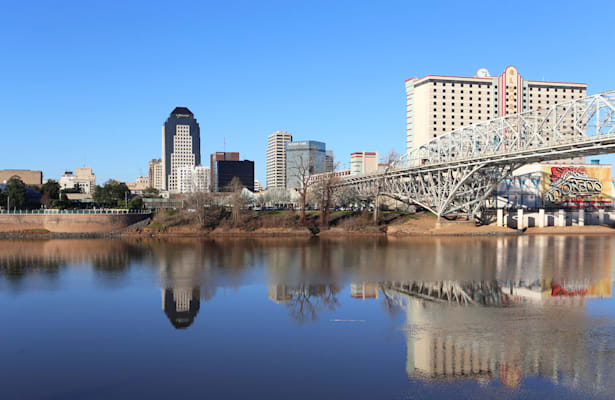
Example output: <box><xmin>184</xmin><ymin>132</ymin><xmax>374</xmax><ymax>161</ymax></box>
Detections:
<box><xmin>338</xmin><ymin>90</ymin><xmax>615</xmax><ymax>219</ymax></box>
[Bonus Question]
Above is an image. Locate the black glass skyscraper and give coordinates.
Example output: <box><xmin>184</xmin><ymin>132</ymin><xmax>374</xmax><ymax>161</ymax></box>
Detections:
<box><xmin>161</xmin><ymin>107</ymin><xmax>201</xmax><ymax>191</ymax></box>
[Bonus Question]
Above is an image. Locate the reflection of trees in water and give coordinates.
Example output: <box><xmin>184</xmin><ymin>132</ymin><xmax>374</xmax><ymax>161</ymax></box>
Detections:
<box><xmin>0</xmin><ymin>240</ymin><xmax>148</xmax><ymax>280</ymax></box>
<box><xmin>0</xmin><ymin>259</ymin><xmax>63</xmax><ymax>281</ymax></box>
<box><xmin>92</xmin><ymin>255</ymin><xmax>130</xmax><ymax>274</ymax></box>
<box><xmin>285</xmin><ymin>284</ymin><xmax>341</xmax><ymax>323</ymax></box>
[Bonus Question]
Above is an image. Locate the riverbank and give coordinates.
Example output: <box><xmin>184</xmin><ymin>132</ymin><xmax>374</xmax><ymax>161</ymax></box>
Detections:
<box><xmin>117</xmin><ymin>211</ymin><xmax>615</xmax><ymax>238</ymax></box>
<box><xmin>2</xmin><ymin>210</ymin><xmax>615</xmax><ymax>239</ymax></box>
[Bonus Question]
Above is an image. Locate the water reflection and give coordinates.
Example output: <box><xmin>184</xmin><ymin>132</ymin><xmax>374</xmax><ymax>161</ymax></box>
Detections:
<box><xmin>393</xmin><ymin>285</ymin><xmax>613</xmax><ymax>393</ymax></box>
<box><xmin>1</xmin><ymin>236</ymin><xmax>614</xmax><ymax>396</ymax></box>
<box><xmin>269</xmin><ymin>283</ymin><xmax>341</xmax><ymax>323</ymax></box>
<box><xmin>162</xmin><ymin>288</ymin><xmax>200</xmax><ymax>329</ymax></box>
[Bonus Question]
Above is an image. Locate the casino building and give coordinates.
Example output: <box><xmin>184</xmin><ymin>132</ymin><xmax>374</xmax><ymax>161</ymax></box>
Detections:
<box><xmin>405</xmin><ymin>66</ymin><xmax>587</xmax><ymax>155</ymax></box>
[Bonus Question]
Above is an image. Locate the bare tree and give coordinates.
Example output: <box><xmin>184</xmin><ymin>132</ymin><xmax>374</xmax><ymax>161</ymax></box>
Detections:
<box><xmin>287</xmin><ymin>154</ymin><xmax>315</xmax><ymax>223</ymax></box>
<box><xmin>373</xmin><ymin>149</ymin><xmax>400</xmax><ymax>224</ymax></box>
<box><xmin>311</xmin><ymin>163</ymin><xmax>341</xmax><ymax>227</ymax></box>
<box><xmin>183</xmin><ymin>191</ymin><xmax>225</xmax><ymax>229</ymax></box>
<box><xmin>334</xmin><ymin>184</ymin><xmax>359</xmax><ymax>209</ymax></box>
<box><xmin>255</xmin><ymin>193</ymin><xmax>266</xmax><ymax>208</ymax></box>
<box><xmin>264</xmin><ymin>188</ymin><xmax>290</xmax><ymax>208</ymax></box>
<box><xmin>228</xmin><ymin>176</ymin><xmax>244</xmax><ymax>227</ymax></box>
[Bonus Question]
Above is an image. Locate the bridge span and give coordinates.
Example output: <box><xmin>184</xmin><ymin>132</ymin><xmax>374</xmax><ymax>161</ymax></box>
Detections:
<box><xmin>338</xmin><ymin>90</ymin><xmax>615</xmax><ymax>219</ymax></box>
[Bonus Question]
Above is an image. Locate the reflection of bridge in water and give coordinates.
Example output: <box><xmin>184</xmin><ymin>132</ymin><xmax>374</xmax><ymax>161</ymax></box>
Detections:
<box><xmin>375</xmin><ymin>280</ymin><xmax>614</xmax><ymax>393</ymax></box>
<box><xmin>382</xmin><ymin>280</ymin><xmax>515</xmax><ymax>306</ymax></box>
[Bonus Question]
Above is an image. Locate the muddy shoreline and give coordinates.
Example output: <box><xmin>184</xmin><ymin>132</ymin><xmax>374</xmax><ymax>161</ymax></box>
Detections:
<box><xmin>3</xmin><ymin>223</ymin><xmax>615</xmax><ymax>239</ymax></box>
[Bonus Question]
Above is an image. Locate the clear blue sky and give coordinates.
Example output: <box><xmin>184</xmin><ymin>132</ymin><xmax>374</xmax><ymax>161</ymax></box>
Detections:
<box><xmin>2</xmin><ymin>0</ymin><xmax>615</xmax><ymax>184</ymax></box>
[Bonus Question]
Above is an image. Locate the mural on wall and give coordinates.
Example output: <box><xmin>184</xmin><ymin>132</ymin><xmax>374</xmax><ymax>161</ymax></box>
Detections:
<box><xmin>542</xmin><ymin>166</ymin><xmax>611</xmax><ymax>207</ymax></box>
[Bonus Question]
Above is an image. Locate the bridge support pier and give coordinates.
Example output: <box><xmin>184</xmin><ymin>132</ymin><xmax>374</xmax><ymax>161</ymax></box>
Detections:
<box><xmin>579</xmin><ymin>209</ymin><xmax>585</xmax><ymax>226</ymax></box>
<box><xmin>517</xmin><ymin>209</ymin><xmax>524</xmax><ymax>231</ymax></box>
<box><xmin>599</xmin><ymin>209</ymin><xmax>605</xmax><ymax>225</ymax></box>
<box><xmin>538</xmin><ymin>209</ymin><xmax>545</xmax><ymax>228</ymax></box>
<box><xmin>558</xmin><ymin>210</ymin><xmax>566</xmax><ymax>227</ymax></box>
<box><xmin>497</xmin><ymin>209</ymin><xmax>503</xmax><ymax>227</ymax></box>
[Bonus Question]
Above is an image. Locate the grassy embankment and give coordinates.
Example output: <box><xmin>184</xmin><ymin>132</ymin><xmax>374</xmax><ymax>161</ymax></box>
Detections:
<box><xmin>138</xmin><ymin>208</ymin><xmax>420</xmax><ymax>236</ymax></box>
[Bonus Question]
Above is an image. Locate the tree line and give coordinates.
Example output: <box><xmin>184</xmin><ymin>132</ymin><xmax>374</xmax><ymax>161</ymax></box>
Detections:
<box><xmin>180</xmin><ymin>150</ymin><xmax>402</xmax><ymax>230</ymax></box>
<box><xmin>0</xmin><ymin>177</ymin><xmax>144</xmax><ymax>210</ymax></box>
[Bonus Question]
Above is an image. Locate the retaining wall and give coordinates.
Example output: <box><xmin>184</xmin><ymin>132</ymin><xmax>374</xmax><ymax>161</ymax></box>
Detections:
<box><xmin>0</xmin><ymin>213</ymin><xmax>150</xmax><ymax>233</ymax></box>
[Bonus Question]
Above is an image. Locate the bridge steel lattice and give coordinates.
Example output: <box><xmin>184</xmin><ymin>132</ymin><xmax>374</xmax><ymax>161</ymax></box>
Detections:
<box><xmin>338</xmin><ymin>90</ymin><xmax>615</xmax><ymax>219</ymax></box>
<box><xmin>380</xmin><ymin>281</ymin><xmax>510</xmax><ymax>307</ymax></box>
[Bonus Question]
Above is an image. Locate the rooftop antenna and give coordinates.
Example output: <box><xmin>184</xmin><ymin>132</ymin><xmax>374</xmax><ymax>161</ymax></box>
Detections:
<box><xmin>224</xmin><ymin>137</ymin><xmax>226</xmax><ymax>153</ymax></box>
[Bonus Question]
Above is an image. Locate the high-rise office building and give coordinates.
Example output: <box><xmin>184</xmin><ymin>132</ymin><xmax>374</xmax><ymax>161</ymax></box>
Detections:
<box><xmin>210</xmin><ymin>152</ymin><xmax>239</xmax><ymax>191</ymax></box>
<box><xmin>162</xmin><ymin>107</ymin><xmax>201</xmax><ymax>192</ymax></box>
<box><xmin>148</xmin><ymin>158</ymin><xmax>164</xmax><ymax>190</ymax></box>
<box><xmin>350</xmin><ymin>152</ymin><xmax>378</xmax><ymax>176</ymax></box>
<box><xmin>405</xmin><ymin>66</ymin><xmax>587</xmax><ymax>155</ymax></box>
<box><xmin>285</xmin><ymin>140</ymin><xmax>327</xmax><ymax>189</ymax></box>
<box><xmin>266</xmin><ymin>131</ymin><xmax>292</xmax><ymax>189</ymax></box>
<box><xmin>325</xmin><ymin>150</ymin><xmax>335</xmax><ymax>172</ymax></box>
<box><xmin>212</xmin><ymin>159</ymin><xmax>254</xmax><ymax>192</ymax></box>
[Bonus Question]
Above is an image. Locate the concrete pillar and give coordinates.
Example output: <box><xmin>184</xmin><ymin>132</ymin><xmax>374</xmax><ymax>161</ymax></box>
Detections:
<box><xmin>497</xmin><ymin>209</ymin><xmax>503</xmax><ymax>227</ymax></box>
<box><xmin>558</xmin><ymin>209</ymin><xmax>565</xmax><ymax>227</ymax></box>
<box><xmin>599</xmin><ymin>209</ymin><xmax>605</xmax><ymax>225</ymax></box>
<box><xmin>503</xmin><ymin>211</ymin><xmax>508</xmax><ymax>228</ymax></box>
<box><xmin>579</xmin><ymin>209</ymin><xmax>584</xmax><ymax>227</ymax></box>
<box><xmin>517</xmin><ymin>209</ymin><xmax>524</xmax><ymax>230</ymax></box>
<box><xmin>538</xmin><ymin>209</ymin><xmax>545</xmax><ymax>228</ymax></box>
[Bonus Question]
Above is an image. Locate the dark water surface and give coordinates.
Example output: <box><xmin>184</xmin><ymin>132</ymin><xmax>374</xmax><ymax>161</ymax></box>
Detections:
<box><xmin>1</xmin><ymin>236</ymin><xmax>614</xmax><ymax>399</ymax></box>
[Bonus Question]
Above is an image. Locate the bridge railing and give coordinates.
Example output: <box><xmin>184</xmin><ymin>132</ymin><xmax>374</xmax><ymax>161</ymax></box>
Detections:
<box><xmin>395</xmin><ymin>90</ymin><xmax>615</xmax><ymax>168</ymax></box>
<box><xmin>0</xmin><ymin>209</ymin><xmax>153</xmax><ymax>215</ymax></box>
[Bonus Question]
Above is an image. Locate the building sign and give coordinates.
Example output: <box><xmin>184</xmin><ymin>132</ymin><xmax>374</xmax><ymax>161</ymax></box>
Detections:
<box><xmin>541</xmin><ymin>166</ymin><xmax>611</xmax><ymax>207</ymax></box>
<box><xmin>506</xmin><ymin>67</ymin><xmax>517</xmax><ymax>115</ymax></box>
<box><xmin>498</xmin><ymin>66</ymin><xmax>523</xmax><ymax>117</ymax></box>
<box><xmin>546</xmin><ymin>278</ymin><xmax>612</xmax><ymax>298</ymax></box>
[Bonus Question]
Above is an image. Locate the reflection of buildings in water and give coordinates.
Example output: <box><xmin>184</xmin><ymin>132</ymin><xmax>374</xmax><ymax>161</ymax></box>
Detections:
<box><xmin>161</xmin><ymin>288</ymin><xmax>201</xmax><ymax>329</ymax></box>
<box><xmin>268</xmin><ymin>284</ymin><xmax>292</xmax><ymax>304</ymax></box>
<box><xmin>350</xmin><ymin>282</ymin><xmax>379</xmax><ymax>300</ymax></box>
<box><xmin>382</xmin><ymin>279</ymin><xmax>614</xmax><ymax>393</ymax></box>
<box><xmin>154</xmin><ymin>242</ymin><xmax>214</xmax><ymax>330</ymax></box>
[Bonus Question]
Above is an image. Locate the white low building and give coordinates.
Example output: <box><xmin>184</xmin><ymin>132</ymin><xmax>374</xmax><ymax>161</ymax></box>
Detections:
<box><xmin>58</xmin><ymin>167</ymin><xmax>96</xmax><ymax>194</ymax></box>
<box><xmin>177</xmin><ymin>165</ymin><xmax>210</xmax><ymax>193</ymax></box>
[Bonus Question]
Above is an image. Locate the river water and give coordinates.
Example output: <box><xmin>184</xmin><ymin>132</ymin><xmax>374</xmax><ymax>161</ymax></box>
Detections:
<box><xmin>1</xmin><ymin>236</ymin><xmax>614</xmax><ymax>399</ymax></box>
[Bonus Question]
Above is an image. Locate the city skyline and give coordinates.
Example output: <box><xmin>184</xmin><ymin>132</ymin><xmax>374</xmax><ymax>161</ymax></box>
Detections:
<box><xmin>2</xmin><ymin>1</ymin><xmax>615</xmax><ymax>184</ymax></box>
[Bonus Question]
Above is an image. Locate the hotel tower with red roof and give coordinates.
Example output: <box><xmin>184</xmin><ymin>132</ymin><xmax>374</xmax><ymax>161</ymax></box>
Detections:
<box><xmin>405</xmin><ymin>66</ymin><xmax>587</xmax><ymax>158</ymax></box>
